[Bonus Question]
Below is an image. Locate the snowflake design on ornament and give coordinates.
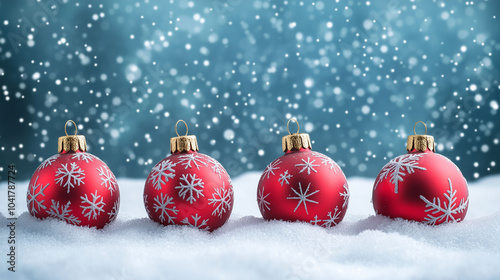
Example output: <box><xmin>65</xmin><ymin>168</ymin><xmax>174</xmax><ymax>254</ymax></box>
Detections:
<box><xmin>263</xmin><ymin>159</ymin><xmax>281</xmax><ymax>179</ymax></box>
<box><xmin>419</xmin><ymin>178</ymin><xmax>469</xmax><ymax>226</ymax></box>
<box><xmin>27</xmin><ymin>176</ymin><xmax>49</xmax><ymax>215</ymax></box>
<box><xmin>46</xmin><ymin>200</ymin><xmax>81</xmax><ymax>225</ymax></box>
<box><xmin>181</xmin><ymin>214</ymin><xmax>210</xmax><ymax>230</ymax></box>
<box><xmin>339</xmin><ymin>183</ymin><xmax>350</xmax><ymax>209</ymax></box>
<box><xmin>55</xmin><ymin>162</ymin><xmax>85</xmax><ymax>193</ymax></box>
<box><xmin>310</xmin><ymin>215</ymin><xmax>321</xmax><ymax>225</ymax></box>
<box><xmin>312</xmin><ymin>152</ymin><xmax>341</xmax><ymax>173</ymax></box>
<box><xmin>71</xmin><ymin>153</ymin><xmax>95</xmax><ymax>163</ymax></box>
<box><xmin>178</xmin><ymin>154</ymin><xmax>207</xmax><ymax>170</ymax></box>
<box><xmin>257</xmin><ymin>186</ymin><xmax>271</xmax><ymax>213</ymax></box>
<box><xmin>175</xmin><ymin>174</ymin><xmax>205</xmax><ymax>204</ymax></box>
<box><xmin>375</xmin><ymin>153</ymin><xmax>426</xmax><ymax>194</ymax></box>
<box><xmin>148</xmin><ymin>159</ymin><xmax>177</xmax><ymax>190</ymax></box>
<box><xmin>153</xmin><ymin>193</ymin><xmax>179</xmax><ymax>223</ymax></box>
<box><xmin>208</xmin><ymin>184</ymin><xmax>233</xmax><ymax>218</ymax></box>
<box><xmin>295</xmin><ymin>157</ymin><xmax>320</xmax><ymax>175</ymax></box>
<box><xmin>97</xmin><ymin>165</ymin><xmax>118</xmax><ymax>195</ymax></box>
<box><xmin>80</xmin><ymin>190</ymin><xmax>106</xmax><ymax>220</ymax></box>
<box><xmin>287</xmin><ymin>182</ymin><xmax>319</xmax><ymax>215</ymax></box>
<box><xmin>278</xmin><ymin>170</ymin><xmax>293</xmax><ymax>186</ymax></box>
<box><xmin>322</xmin><ymin>206</ymin><xmax>341</xmax><ymax>227</ymax></box>
<box><xmin>107</xmin><ymin>197</ymin><xmax>120</xmax><ymax>221</ymax></box>
<box><xmin>36</xmin><ymin>155</ymin><xmax>59</xmax><ymax>172</ymax></box>
<box><xmin>206</xmin><ymin>156</ymin><xmax>224</xmax><ymax>178</ymax></box>
<box><xmin>144</xmin><ymin>194</ymin><xmax>151</xmax><ymax>217</ymax></box>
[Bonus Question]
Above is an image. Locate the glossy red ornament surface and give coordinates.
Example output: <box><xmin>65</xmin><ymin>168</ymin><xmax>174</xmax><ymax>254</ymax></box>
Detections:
<box><xmin>372</xmin><ymin>150</ymin><xmax>469</xmax><ymax>225</ymax></box>
<box><xmin>257</xmin><ymin>148</ymin><xmax>349</xmax><ymax>227</ymax></box>
<box><xmin>27</xmin><ymin>151</ymin><xmax>120</xmax><ymax>228</ymax></box>
<box><xmin>143</xmin><ymin>151</ymin><xmax>233</xmax><ymax>231</ymax></box>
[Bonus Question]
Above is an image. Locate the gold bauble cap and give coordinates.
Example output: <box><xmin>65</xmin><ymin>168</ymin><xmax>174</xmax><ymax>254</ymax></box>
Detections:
<box><xmin>282</xmin><ymin>118</ymin><xmax>312</xmax><ymax>152</ymax></box>
<box><xmin>406</xmin><ymin>121</ymin><xmax>435</xmax><ymax>152</ymax></box>
<box><xmin>58</xmin><ymin>120</ymin><xmax>87</xmax><ymax>153</ymax></box>
<box><xmin>170</xmin><ymin>120</ymin><xmax>199</xmax><ymax>153</ymax></box>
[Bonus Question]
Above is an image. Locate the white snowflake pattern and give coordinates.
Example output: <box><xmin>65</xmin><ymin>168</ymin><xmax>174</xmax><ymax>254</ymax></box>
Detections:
<box><xmin>148</xmin><ymin>159</ymin><xmax>177</xmax><ymax>190</ymax></box>
<box><xmin>375</xmin><ymin>153</ymin><xmax>427</xmax><ymax>194</ymax></box>
<box><xmin>107</xmin><ymin>197</ymin><xmax>120</xmax><ymax>221</ymax></box>
<box><xmin>27</xmin><ymin>176</ymin><xmax>49</xmax><ymax>215</ymax></box>
<box><xmin>295</xmin><ymin>157</ymin><xmax>320</xmax><ymax>175</ymax></box>
<box><xmin>206</xmin><ymin>156</ymin><xmax>224</xmax><ymax>178</ymax></box>
<box><xmin>263</xmin><ymin>159</ymin><xmax>281</xmax><ymax>179</ymax></box>
<box><xmin>96</xmin><ymin>165</ymin><xmax>118</xmax><ymax>195</ymax></box>
<box><xmin>181</xmin><ymin>214</ymin><xmax>210</xmax><ymax>230</ymax></box>
<box><xmin>153</xmin><ymin>193</ymin><xmax>179</xmax><ymax>223</ymax></box>
<box><xmin>71</xmin><ymin>153</ymin><xmax>95</xmax><ymax>163</ymax></box>
<box><xmin>144</xmin><ymin>194</ymin><xmax>151</xmax><ymax>217</ymax></box>
<box><xmin>278</xmin><ymin>170</ymin><xmax>293</xmax><ymax>186</ymax></box>
<box><xmin>310</xmin><ymin>215</ymin><xmax>321</xmax><ymax>225</ymax></box>
<box><xmin>257</xmin><ymin>186</ymin><xmax>271</xmax><ymax>213</ymax></box>
<box><xmin>312</xmin><ymin>152</ymin><xmax>341</xmax><ymax>173</ymax></box>
<box><xmin>175</xmin><ymin>174</ymin><xmax>205</xmax><ymax>204</ymax></box>
<box><xmin>339</xmin><ymin>183</ymin><xmax>350</xmax><ymax>209</ymax></box>
<box><xmin>55</xmin><ymin>162</ymin><xmax>85</xmax><ymax>193</ymax></box>
<box><xmin>287</xmin><ymin>182</ymin><xmax>319</xmax><ymax>215</ymax></box>
<box><xmin>80</xmin><ymin>190</ymin><xmax>106</xmax><ymax>220</ymax></box>
<box><xmin>420</xmin><ymin>178</ymin><xmax>469</xmax><ymax>226</ymax></box>
<box><xmin>178</xmin><ymin>154</ymin><xmax>207</xmax><ymax>170</ymax></box>
<box><xmin>208</xmin><ymin>184</ymin><xmax>233</xmax><ymax>217</ymax></box>
<box><xmin>46</xmin><ymin>200</ymin><xmax>81</xmax><ymax>225</ymax></box>
<box><xmin>322</xmin><ymin>206</ymin><xmax>341</xmax><ymax>227</ymax></box>
<box><xmin>36</xmin><ymin>155</ymin><xmax>59</xmax><ymax>172</ymax></box>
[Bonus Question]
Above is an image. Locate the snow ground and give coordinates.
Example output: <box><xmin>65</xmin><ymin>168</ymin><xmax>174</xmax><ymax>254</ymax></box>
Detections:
<box><xmin>1</xmin><ymin>173</ymin><xmax>499</xmax><ymax>280</ymax></box>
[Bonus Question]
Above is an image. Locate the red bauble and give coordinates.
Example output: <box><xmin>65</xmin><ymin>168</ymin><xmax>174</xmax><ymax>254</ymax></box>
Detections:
<box><xmin>27</xmin><ymin>151</ymin><xmax>120</xmax><ymax>229</ymax></box>
<box><xmin>257</xmin><ymin>122</ymin><xmax>349</xmax><ymax>227</ymax></box>
<box><xmin>143</xmin><ymin>123</ymin><xmax>233</xmax><ymax>231</ymax></box>
<box><xmin>372</xmin><ymin>126</ymin><xmax>469</xmax><ymax>225</ymax></box>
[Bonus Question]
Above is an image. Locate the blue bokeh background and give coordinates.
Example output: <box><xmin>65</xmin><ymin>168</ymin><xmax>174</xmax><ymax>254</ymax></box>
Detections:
<box><xmin>0</xmin><ymin>0</ymin><xmax>498</xmax><ymax>181</ymax></box>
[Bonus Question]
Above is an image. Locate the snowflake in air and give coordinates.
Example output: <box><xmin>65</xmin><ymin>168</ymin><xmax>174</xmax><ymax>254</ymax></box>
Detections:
<box><xmin>27</xmin><ymin>176</ymin><xmax>49</xmax><ymax>215</ymax></box>
<box><xmin>295</xmin><ymin>157</ymin><xmax>320</xmax><ymax>175</ymax></box>
<box><xmin>80</xmin><ymin>190</ymin><xmax>106</xmax><ymax>220</ymax></box>
<box><xmin>36</xmin><ymin>155</ymin><xmax>59</xmax><ymax>172</ymax></box>
<box><xmin>153</xmin><ymin>193</ymin><xmax>179</xmax><ymax>224</ymax></box>
<box><xmin>420</xmin><ymin>178</ymin><xmax>469</xmax><ymax>226</ymax></box>
<box><xmin>107</xmin><ymin>197</ymin><xmax>120</xmax><ymax>222</ymax></box>
<box><xmin>178</xmin><ymin>154</ymin><xmax>207</xmax><ymax>170</ymax></box>
<box><xmin>206</xmin><ymin>156</ymin><xmax>224</xmax><ymax>178</ymax></box>
<box><xmin>257</xmin><ymin>186</ymin><xmax>271</xmax><ymax>213</ymax></box>
<box><xmin>97</xmin><ymin>165</ymin><xmax>118</xmax><ymax>195</ymax></box>
<box><xmin>208</xmin><ymin>184</ymin><xmax>233</xmax><ymax>218</ymax></box>
<box><xmin>181</xmin><ymin>214</ymin><xmax>210</xmax><ymax>230</ymax></box>
<box><xmin>278</xmin><ymin>170</ymin><xmax>292</xmax><ymax>186</ymax></box>
<box><xmin>287</xmin><ymin>182</ymin><xmax>319</xmax><ymax>215</ymax></box>
<box><xmin>312</xmin><ymin>152</ymin><xmax>341</xmax><ymax>173</ymax></box>
<box><xmin>263</xmin><ymin>159</ymin><xmax>281</xmax><ymax>179</ymax></box>
<box><xmin>375</xmin><ymin>153</ymin><xmax>427</xmax><ymax>194</ymax></box>
<box><xmin>71</xmin><ymin>153</ymin><xmax>95</xmax><ymax>163</ymax></box>
<box><xmin>322</xmin><ymin>206</ymin><xmax>341</xmax><ymax>227</ymax></box>
<box><xmin>55</xmin><ymin>162</ymin><xmax>85</xmax><ymax>193</ymax></box>
<box><xmin>175</xmin><ymin>173</ymin><xmax>205</xmax><ymax>204</ymax></box>
<box><xmin>46</xmin><ymin>200</ymin><xmax>81</xmax><ymax>225</ymax></box>
<box><xmin>340</xmin><ymin>183</ymin><xmax>349</xmax><ymax>209</ymax></box>
<box><xmin>148</xmin><ymin>159</ymin><xmax>176</xmax><ymax>190</ymax></box>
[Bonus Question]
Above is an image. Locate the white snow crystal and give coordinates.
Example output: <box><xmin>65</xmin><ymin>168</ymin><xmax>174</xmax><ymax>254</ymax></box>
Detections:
<box><xmin>278</xmin><ymin>170</ymin><xmax>293</xmax><ymax>186</ymax></box>
<box><xmin>181</xmin><ymin>214</ymin><xmax>210</xmax><ymax>230</ymax></box>
<box><xmin>80</xmin><ymin>190</ymin><xmax>106</xmax><ymax>220</ymax></box>
<box><xmin>262</xmin><ymin>159</ymin><xmax>281</xmax><ymax>179</ymax></box>
<box><xmin>36</xmin><ymin>154</ymin><xmax>59</xmax><ymax>172</ymax></box>
<box><xmin>55</xmin><ymin>162</ymin><xmax>85</xmax><ymax>193</ymax></box>
<box><xmin>321</xmin><ymin>206</ymin><xmax>341</xmax><ymax>227</ymax></box>
<box><xmin>27</xmin><ymin>176</ymin><xmax>49</xmax><ymax>214</ymax></box>
<box><xmin>257</xmin><ymin>185</ymin><xmax>271</xmax><ymax>213</ymax></box>
<box><xmin>208</xmin><ymin>184</ymin><xmax>233</xmax><ymax>217</ymax></box>
<box><xmin>295</xmin><ymin>157</ymin><xmax>320</xmax><ymax>175</ymax></box>
<box><xmin>420</xmin><ymin>178</ymin><xmax>469</xmax><ymax>225</ymax></box>
<box><xmin>287</xmin><ymin>182</ymin><xmax>319</xmax><ymax>215</ymax></box>
<box><xmin>46</xmin><ymin>200</ymin><xmax>81</xmax><ymax>225</ymax></box>
<box><xmin>340</xmin><ymin>183</ymin><xmax>349</xmax><ymax>209</ymax></box>
<box><xmin>148</xmin><ymin>159</ymin><xmax>176</xmax><ymax>190</ymax></box>
<box><xmin>178</xmin><ymin>154</ymin><xmax>207</xmax><ymax>170</ymax></box>
<box><xmin>175</xmin><ymin>173</ymin><xmax>205</xmax><ymax>204</ymax></box>
<box><xmin>96</xmin><ymin>165</ymin><xmax>118</xmax><ymax>195</ymax></box>
<box><xmin>375</xmin><ymin>153</ymin><xmax>426</xmax><ymax>194</ymax></box>
<box><xmin>153</xmin><ymin>193</ymin><xmax>179</xmax><ymax>223</ymax></box>
<box><xmin>71</xmin><ymin>153</ymin><xmax>96</xmax><ymax>163</ymax></box>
